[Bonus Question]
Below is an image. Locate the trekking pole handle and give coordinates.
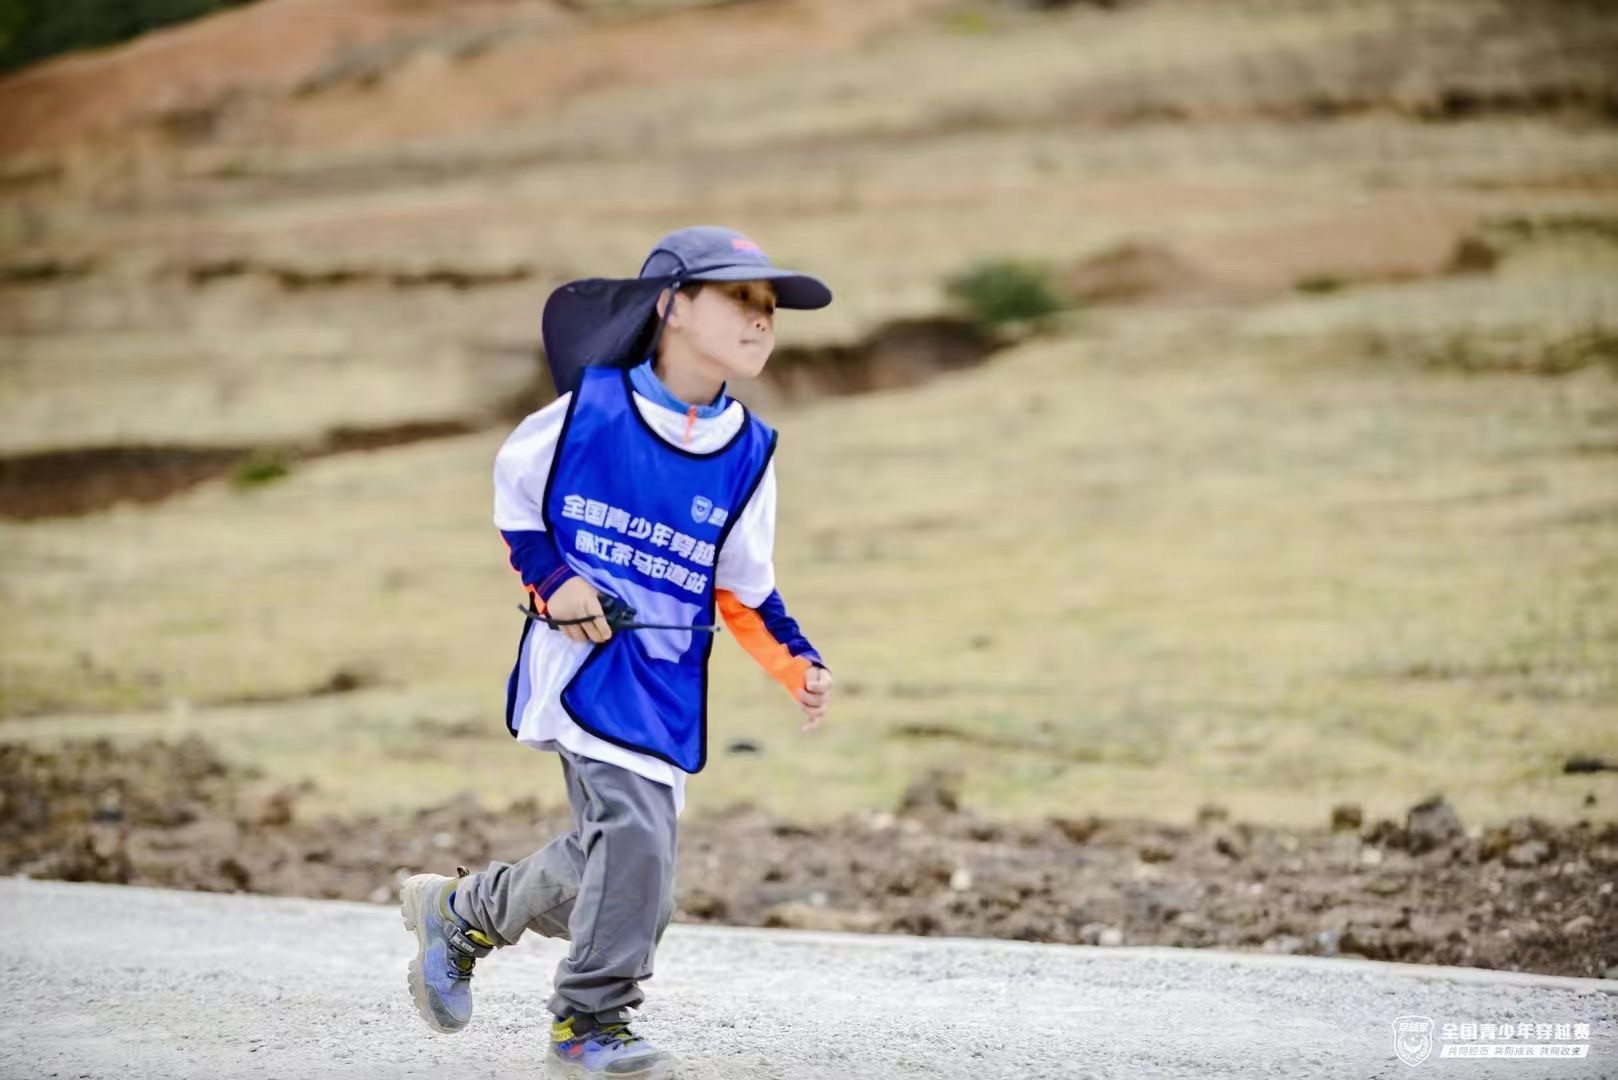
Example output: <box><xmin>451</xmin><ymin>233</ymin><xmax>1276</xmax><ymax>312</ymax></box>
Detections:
<box><xmin>516</xmin><ymin>593</ymin><xmax>719</xmax><ymax>634</ymax></box>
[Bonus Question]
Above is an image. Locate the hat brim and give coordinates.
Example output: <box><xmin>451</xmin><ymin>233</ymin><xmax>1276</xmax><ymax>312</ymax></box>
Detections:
<box><xmin>540</xmin><ymin>263</ymin><xmax>832</xmax><ymax>393</ymax></box>
<box><xmin>683</xmin><ymin>265</ymin><xmax>833</xmax><ymax>310</ymax></box>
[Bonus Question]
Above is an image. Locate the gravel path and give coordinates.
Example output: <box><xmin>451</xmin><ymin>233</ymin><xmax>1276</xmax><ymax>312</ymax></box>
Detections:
<box><xmin>2</xmin><ymin>879</ymin><xmax>1613</xmax><ymax>1079</ymax></box>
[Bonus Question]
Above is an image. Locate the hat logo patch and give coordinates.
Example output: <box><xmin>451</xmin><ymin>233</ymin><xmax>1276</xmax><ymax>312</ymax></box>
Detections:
<box><xmin>731</xmin><ymin>237</ymin><xmax>763</xmax><ymax>255</ymax></box>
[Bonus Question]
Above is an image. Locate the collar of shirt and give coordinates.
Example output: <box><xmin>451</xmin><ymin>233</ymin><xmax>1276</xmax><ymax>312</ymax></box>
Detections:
<box><xmin>629</xmin><ymin>357</ymin><xmax>730</xmax><ymax>419</ymax></box>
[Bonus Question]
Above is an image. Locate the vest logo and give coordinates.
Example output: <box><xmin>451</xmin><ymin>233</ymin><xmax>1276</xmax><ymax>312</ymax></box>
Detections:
<box><xmin>690</xmin><ymin>496</ymin><xmax>731</xmax><ymax>528</ymax></box>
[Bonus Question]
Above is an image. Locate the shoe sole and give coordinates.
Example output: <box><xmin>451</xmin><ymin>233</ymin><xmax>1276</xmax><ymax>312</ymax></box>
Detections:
<box><xmin>400</xmin><ymin>874</ymin><xmax>465</xmax><ymax>1035</ymax></box>
<box><xmin>544</xmin><ymin>1056</ymin><xmax>671</xmax><ymax>1080</ymax></box>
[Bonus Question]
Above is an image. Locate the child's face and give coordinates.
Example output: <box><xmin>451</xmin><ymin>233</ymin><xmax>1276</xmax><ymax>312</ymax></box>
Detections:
<box><xmin>674</xmin><ymin>280</ymin><xmax>778</xmax><ymax>379</ymax></box>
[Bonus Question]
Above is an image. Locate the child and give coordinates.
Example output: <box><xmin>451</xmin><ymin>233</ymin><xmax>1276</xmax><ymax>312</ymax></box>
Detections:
<box><xmin>399</xmin><ymin>226</ymin><xmax>833</xmax><ymax>1079</ymax></box>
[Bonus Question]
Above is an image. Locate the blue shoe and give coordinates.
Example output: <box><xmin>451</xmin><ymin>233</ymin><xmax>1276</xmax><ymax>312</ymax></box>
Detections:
<box><xmin>547</xmin><ymin>1013</ymin><xmax>674</xmax><ymax>1079</ymax></box>
<box><xmin>400</xmin><ymin>871</ymin><xmax>495</xmax><ymax>1033</ymax></box>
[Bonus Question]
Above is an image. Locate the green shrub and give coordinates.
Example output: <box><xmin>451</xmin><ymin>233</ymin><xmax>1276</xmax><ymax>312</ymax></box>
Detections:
<box><xmin>942</xmin><ymin>8</ymin><xmax>995</xmax><ymax>34</ymax></box>
<box><xmin>944</xmin><ymin>259</ymin><xmax>1066</xmax><ymax>327</ymax></box>
<box><xmin>1295</xmin><ymin>274</ymin><xmax>1346</xmax><ymax>295</ymax></box>
<box><xmin>231</xmin><ymin>448</ymin><xmax>291</xmax><ymax>489</ymax></box>
<box><xmin>0</xmin><ymin>0</ymin><xmax>260</xmax><ymax>74</ymax></box>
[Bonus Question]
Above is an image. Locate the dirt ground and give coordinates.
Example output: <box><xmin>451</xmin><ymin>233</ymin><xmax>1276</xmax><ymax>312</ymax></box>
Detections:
<box><xmin>4</xmin><ymin>736</ymin><xmax>1613</xmax><ymax>981</ymax></box>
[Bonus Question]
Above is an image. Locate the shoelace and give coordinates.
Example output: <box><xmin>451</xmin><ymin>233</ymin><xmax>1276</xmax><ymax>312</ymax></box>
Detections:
<box><xmin>592</xmin><ymin>1023</ymin><xmax>643</xmax><ymax>1048</ymax></box>
<box><xmin>444</xmin><ymin>865</ymin><xmax>479</xmax><ymax>982</ymax></box>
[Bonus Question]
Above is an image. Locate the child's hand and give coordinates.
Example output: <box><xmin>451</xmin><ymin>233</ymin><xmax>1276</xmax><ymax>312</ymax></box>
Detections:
<box><xmin>796</xmin><ymin>665</ymin><xmax>832</xmax><ymax>732</ymax></box>
<box><xmin>544</xmin><ymin>577</ymin><xmax>613</xmax><ymax>644</ymax></box>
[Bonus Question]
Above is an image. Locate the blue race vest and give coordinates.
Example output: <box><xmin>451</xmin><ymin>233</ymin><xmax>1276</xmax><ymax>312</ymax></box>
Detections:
<box><xmin>540</xmin><ymin>366</ymin><xmax>777</xmax><ymax>772</ymax></box>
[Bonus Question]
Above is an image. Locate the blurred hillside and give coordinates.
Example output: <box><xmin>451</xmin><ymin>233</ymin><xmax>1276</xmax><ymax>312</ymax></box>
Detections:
<box><xmin>1</xmin><ymin>0</ymin><xmax>1615</xmax><ymax>832</ymax></box>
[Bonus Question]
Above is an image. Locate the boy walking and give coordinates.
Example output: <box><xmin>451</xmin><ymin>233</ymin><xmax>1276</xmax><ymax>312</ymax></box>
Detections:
<box><xmin>399</xmin><ymin>227</ymin><xmax>834</xmax><ymax>1078</ymax></box>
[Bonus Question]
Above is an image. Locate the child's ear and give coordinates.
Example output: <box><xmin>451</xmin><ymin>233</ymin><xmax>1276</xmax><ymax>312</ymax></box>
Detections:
<box><xmin>657</xmin><ymin>287</ymin><xmax>689</xmax><ymax>326</ymax></box>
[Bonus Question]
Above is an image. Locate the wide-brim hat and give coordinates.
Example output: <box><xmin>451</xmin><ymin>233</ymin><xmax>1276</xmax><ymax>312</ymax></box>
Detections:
<box><xmin>541</xmin><ymin>225</ymin><xmax>832</xmax><ymax>394</ymax></box>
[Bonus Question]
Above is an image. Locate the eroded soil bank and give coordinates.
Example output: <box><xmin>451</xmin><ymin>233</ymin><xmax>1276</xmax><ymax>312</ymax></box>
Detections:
<box><xmin>2</xmin><ymin>736</ymin><xmax>1613</xmax><ymax>980</ymax></box>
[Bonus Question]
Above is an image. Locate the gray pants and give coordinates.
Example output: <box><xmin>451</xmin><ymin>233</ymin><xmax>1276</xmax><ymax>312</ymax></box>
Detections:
<box><xmin>451</xmin><ymin>747</ymin><xmax>679</xmax><ymax>1024</ymax></box>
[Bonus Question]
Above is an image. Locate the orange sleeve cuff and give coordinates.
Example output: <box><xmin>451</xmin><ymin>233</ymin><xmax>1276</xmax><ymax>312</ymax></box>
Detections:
<box><xmin>717</xmin><ymin>588</ymin><xmax>813</xmax><ymax>696</ymax></box>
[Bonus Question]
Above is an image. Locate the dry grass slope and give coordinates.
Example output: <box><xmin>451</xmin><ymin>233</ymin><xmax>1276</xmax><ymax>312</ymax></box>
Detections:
<box><xmin>0</xmin><ymin>0</ymin><xmax>1614</xmax><ymax>830</ymax></box>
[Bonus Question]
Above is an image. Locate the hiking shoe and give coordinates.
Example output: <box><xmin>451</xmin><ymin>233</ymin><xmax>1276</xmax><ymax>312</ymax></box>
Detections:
<box><xmin>400</xmin><ymin>870</ymin><xmax>495</xmax><ymax>1033</ymax></box>
<box><xmin>547</xmin><ymin>1014</ymin><xmax>675</xmax><ymax>1079</ymax></box>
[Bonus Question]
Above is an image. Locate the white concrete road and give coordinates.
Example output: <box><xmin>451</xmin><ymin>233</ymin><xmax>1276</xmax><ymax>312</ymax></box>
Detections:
<box><xmin>1</xmin><ymin>879</ymin><xmax>1613</xmax><ymax>1079</ymax></box>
